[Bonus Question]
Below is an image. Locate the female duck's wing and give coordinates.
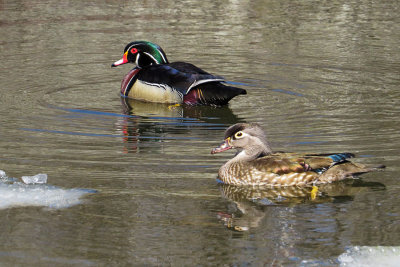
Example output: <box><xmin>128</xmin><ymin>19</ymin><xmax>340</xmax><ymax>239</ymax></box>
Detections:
<box><xmin>251</xmin><ymin>152</ymin><xmax>355</xmax><ymax>175</ymax></box>
<box><xmin>300</xmin><ymin>152</ymin><xmax>355</xmax><ymax>170</ymax></box>
<box><xmin>251</xmin><ymin>155</ymin><xmax>310</xmax><ymax>175</ymax></box>
<box><xmin>276</xmin><ymin>152</ymin><xmax>383</xmax><ymax>183</ymax></box>
<box><xmin>270</xmin><ymin>152</ymin><xmax>355</xmax><ymax>170</ymax></box>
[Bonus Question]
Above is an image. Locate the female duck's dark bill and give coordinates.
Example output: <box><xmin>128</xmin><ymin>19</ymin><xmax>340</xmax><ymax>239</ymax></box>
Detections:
<box><xmin>211</xmin><ymin>139</ymin><xmax>232</xmax><ymax>154</ymax></box>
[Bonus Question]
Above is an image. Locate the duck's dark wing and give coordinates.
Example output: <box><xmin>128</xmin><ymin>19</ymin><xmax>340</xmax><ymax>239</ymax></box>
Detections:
<box><xmin>169</xmin><ymin>62</ymin><xmax>247</xmax><ymax>105</ymax></box>
<box><xmin>137</xmin><ymin>62</ymin><xmax>246</xmax><ymax>105</ymax></box>
<box><xmin>186</xmin><ymin>82</ymin><xmax>246</xmax><ymax>105</ymax></box>
<box><xmin>136</xmin><ymin>63</ymin><xmax>224</xmax><ymax>94</ymax></box>
<box><xmin>168</xmin><ymin>62</ymin><xmax>212</xmax><ymax>75</ymax></box>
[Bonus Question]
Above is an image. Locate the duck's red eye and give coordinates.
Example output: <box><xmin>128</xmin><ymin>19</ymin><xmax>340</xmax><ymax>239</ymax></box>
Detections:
<box><xmin>130</xmin><ymin>48</ymin><xmax>138</xmax><ymax>54</ymax></box>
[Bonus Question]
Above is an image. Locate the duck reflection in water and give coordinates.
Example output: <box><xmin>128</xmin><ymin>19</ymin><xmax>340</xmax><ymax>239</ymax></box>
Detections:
<box><xmin>217</xmin><ymin>180</ymin><xmax>385</xmax><ymax>232</ymax></box>
<box><xmin>116</xmin><ymin>97</ymin><xmax>243</xmax><ymax>153</ymax></box>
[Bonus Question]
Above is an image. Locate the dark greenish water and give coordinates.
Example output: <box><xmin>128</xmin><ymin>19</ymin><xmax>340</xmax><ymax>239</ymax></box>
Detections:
<box><xmin>1</xmin><ymin>0</ymin><xmax>399</xmax><ymax>266</ymax></box>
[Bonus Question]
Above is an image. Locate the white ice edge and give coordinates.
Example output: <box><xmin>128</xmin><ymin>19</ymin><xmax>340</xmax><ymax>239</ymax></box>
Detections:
<box><xmin>0</xmin><ymin>170</ymin><xmax>96</xmax><ymax>209</ymax></box>
<box><xmin>338</xmin><ymin>246</ymin><xmax>400</xmax><ymax>267</ymax></box>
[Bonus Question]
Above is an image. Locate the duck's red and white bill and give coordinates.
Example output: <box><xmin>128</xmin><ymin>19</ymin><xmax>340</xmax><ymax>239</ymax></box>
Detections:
<box><xmin>111</xmin><ymin>51</ymin><xmax>129</xmax><ymax>67</ymax></box>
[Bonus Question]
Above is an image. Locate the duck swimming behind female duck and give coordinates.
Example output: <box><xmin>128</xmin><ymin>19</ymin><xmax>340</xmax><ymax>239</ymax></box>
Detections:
<box><xmin>211</xmin><ymin>123</ymin><xmax>385</xmax><ymax>186</ymax></box>
<box><xmin>112</xmin><ymin>41</ymin><xmax>246</xmax><ymax>105</ymax></box>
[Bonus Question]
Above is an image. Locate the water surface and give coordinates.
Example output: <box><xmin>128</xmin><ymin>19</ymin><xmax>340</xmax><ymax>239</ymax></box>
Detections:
<box><xmin>1</xmin><ymin>0</ymin><xmax>399</xmax><ymax>265</ymax></box>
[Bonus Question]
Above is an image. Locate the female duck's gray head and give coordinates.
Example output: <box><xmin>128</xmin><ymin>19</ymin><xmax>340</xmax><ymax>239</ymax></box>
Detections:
<box><xmin>111</xmin><ymin>41</ymin><xmax>169</xmax><ymax>68</ymax></box>
<box><xmin>211</xmin><ymin>123</ymin><xmax>272</xmax><ymax>158</ymax></box>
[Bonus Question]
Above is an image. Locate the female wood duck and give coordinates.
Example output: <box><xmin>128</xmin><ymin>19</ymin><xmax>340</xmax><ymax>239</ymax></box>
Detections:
<box><xmin>111</xmin><ymin>41</ymin><xmax>246</xmax><ymax>105</ymax></box>
<box><xmin>211</xmin><ymin>123</ymin><xmax>385</xmax><ymax>186</ymax></box>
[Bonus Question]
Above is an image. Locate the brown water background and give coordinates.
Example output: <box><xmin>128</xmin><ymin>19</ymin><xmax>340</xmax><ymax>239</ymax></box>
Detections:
<box><xmin>1</xmin><ymin>0</ymin><xmax>399</xmax><ymax>265</ymax></box>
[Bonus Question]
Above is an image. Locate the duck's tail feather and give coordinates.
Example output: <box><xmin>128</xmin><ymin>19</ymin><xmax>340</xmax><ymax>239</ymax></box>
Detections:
<box><xmin>192</xmin><ymin>83</ymin><xmax>246</xmax><ymax>105</ymax></box>
<box><xmin>318</xmin><ymin>162</ymin><xmax>385</xmax><ymax>183</ymax></box>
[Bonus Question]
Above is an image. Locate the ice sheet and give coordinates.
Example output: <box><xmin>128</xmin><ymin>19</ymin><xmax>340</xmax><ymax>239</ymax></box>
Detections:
<box><xmin>0</xmin><ymin>170</ymin><xmax>96</xmax><ymax>209</ymax></box>
<box><xmin>338</xmin><ymin>246</ymin><xmax>400</xmax><ymax>267</ymax></box>
<box><xmin>21</xmin><ymin>173</ymin><xmax>48</xmax><ymax>184</ymax></box>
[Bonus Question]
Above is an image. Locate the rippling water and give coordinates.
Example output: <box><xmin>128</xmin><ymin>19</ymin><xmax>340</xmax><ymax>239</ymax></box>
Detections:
<box><xmin>1</xmin><ymin>0</ymin><xmax>399</xmax><ymax>265</ymax></box>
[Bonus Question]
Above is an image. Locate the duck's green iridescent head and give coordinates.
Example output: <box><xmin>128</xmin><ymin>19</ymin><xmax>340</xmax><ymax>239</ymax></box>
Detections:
<box><xmin>111</xmin><ymin>41</ymin><xmax>169</xmax><ymax>68</ymax></box>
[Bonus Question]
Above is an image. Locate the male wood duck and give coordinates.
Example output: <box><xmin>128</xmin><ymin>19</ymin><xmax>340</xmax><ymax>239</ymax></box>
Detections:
<box><xmin>111</xmin><ymin>41</ymin><xmax>246</xmax><ymax>105</ymax></box>
<box><xmin>211</xmin><ymin>123</ymin><xmax>385</xmax><ymax>186</ymax></box>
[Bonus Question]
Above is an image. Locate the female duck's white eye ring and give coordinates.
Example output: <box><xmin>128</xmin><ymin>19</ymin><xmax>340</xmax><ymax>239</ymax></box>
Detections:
<box><xmin>234</xmin><ymin>131</ymin><xmax>244</xmax><ymax>139</ymax></box>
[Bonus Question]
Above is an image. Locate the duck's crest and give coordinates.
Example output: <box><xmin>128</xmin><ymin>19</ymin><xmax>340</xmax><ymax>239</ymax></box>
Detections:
<box><xmin>124</xmin><ymin>41</ymin><xmax>169</xmax><ymax>64</ymax></box>
<box><xmin>224</xmin><ymin>123</ymin><xmax>261</xmax><ymax>139</ymax></box>
<box><xmin>224</xmin><ymin>123</ymin><xmax>246</xmax><ymax>139</ymax></box>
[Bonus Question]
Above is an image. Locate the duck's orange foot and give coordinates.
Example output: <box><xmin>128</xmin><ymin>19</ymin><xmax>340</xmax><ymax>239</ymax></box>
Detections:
<box><xmin>310</xmin><ymin>185</ymin><xmax>319</xmax><ymax>200</ymax></box>
<box><xmin>168</xmin><ymin>103</ymin><xmax>181</xmax><ymax>110</ymax></box>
